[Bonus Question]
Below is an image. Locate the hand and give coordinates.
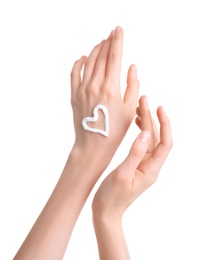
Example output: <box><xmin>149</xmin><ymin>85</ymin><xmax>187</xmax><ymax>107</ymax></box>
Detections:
<box><xmin>70</xmin><ymin>27</ymin><xmax>139</xmax><ymax>164</ymax></box>
<box><xmin>92</xmin><ymin>96</ymin><xmax>173</xmax><ymax>220</ymax></box>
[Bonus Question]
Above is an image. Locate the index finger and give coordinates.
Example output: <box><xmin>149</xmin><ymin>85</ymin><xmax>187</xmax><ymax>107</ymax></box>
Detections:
<box><xmin>105</xmin><ymin>26</ymin><xmax>123</xmax><ymax>85</ymax></box>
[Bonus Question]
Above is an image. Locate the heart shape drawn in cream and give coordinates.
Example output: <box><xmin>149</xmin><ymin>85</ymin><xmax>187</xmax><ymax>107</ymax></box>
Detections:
<box><xmin>82</xmin><ymin>104</ymin><xmax>109</xmax><ymax>137</ymax></box>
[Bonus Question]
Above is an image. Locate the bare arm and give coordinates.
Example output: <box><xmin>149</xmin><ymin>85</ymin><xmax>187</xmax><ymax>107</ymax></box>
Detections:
<box><xmin>92</xmin><ymin>96</ymin><xmax>173</xmax><ymax>260</ymax></box>
<box><xmin>14</xmin><ymin>26</ymin><xmax>140</xmax><ymax>260</ymax></box>
<box><xmin>14</xmin><ymin>149</ymin><xmax>108</xmax><ymax>260</ymax></box>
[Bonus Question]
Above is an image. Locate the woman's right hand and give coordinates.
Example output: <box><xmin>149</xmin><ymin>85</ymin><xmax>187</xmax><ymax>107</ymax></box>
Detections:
<box><xmin>92</xmin><ymin>95</ymin><xmax>173</xmax><ymax>220</ymax></box>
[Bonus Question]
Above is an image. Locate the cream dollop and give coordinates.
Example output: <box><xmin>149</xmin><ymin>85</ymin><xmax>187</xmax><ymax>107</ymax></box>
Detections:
<box><xmin>81</xmin><ymin>104</ymin><xmax>109</xmax><ymax>137</ymax></box>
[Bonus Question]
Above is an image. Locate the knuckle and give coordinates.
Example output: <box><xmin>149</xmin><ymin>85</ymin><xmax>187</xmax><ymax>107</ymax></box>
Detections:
<box><xmin>103</xmin><ymin>81</ymin><xmax>118</xmax><ymax>97</ymax></box>
<box><xmin>85</xmin><ymin>82</ymin><xmax>98</xmax><ymax>96</ymax></box>
<box><xmin>130</xmin><ymin>147</ymin><xmax>143</xmax><ymax>160</ymax></box>
<box><xmin>144</xmin><ymin>170</ymin><xmax>158</xmax><ymax>185</ymax></box>
<box><xmin>85</xmin><ymin>85</ymin><xmax>91</xmax><ymax>95</ymax></box>
<box><xmin>106</xmin><ymin>89</ymin><xmax>116</xmax><ymax>99</ymax></box>
<box><xmin>110</xmin><ymin>51</ymin><xmax>119</xmax><ymax>60</ymax></box>
<box><xmin>84</xmin><ymin>59</ymin><xmax>91</xmax><ymax>68</ymax></box>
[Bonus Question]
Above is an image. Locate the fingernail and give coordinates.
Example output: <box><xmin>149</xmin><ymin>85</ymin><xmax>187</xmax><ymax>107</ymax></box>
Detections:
<box><xmin>139</xmin><ymin>131</ymin><xmax>150</xmax><ymax>144</ymax></box>
<box><xmin>115</xmin><ymin>26</ymin><xmax>122</xmax><ymax>34</ymax></box>
<box><xmin>108</xmin><ymin>30</ymin><xmax>115</xmax><ymax>40</ymax></box>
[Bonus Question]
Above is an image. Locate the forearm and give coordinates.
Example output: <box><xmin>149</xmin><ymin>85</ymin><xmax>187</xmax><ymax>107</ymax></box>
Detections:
<box><xmin>93</xmin><ymin>214</ymin><xmax>130</xmax><ymax>260</ymax></box>
<box><xmin>14</xmin><ymin>147</ymin><xmax>108</xmax><ymax>260</ymax></box>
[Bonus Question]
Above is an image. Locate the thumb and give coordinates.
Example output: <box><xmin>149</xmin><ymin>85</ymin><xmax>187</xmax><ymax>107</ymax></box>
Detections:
<box><xmin>122</xmin><ymin>130</ymin><xmax>150</xmax><ymax>172</ymax></box>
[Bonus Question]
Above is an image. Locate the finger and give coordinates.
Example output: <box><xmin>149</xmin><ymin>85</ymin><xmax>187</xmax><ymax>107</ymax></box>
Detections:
<box><xmin>105</xmin><ymin>26</ymin><xmax>123</xmax><ymax>85</ymax></box>
<box><xmin>82</xmin><ymin>40</ymin><xmax>105</xmax><ymax>86</ymax></box>
<box><xmin>70</xmin><ymin>56</ymin><xmax>87</xmax><ymax>96</ymax></box>
<box><xmin>139</xmin><ymin>96</ymin><xmax>152</xmax><ymax>130</ymax></box>
<box><xmin>123</xmin><ymin>64</ymin><xmax>140</xmax><ymax>106</ymax></box>
<box><xmin>121</xmin><ymin>130</ymin><xmax>151</xmax><ymax>173</ymax></box>
<box><xmin>135</xmin><ymin>117</ymin><xmax>141</xmax><ymax>130</ymax></box>
<box><xmin>146</xmin><ymin>107</ymin><xmax>173</xmax><ymax>172</ymax></box>
<box><xmin>153</xmin><ymin>106</ymin><xmax>173</xmax><ymax>157</ymax></box>
<box><xmin>136</xmin><ymin>106</ymin><xmax>141</xmax><ymax>117</ymax></box>
<box><xmin>92</xmin><ymin>30</ymin><xmax>114</xmax><ymax>83</ymax></box>
<box><xmin>139</xmin><ymin>96</ymin><xmax>155</xmax><ymax>152</ymax></box>
<box><xmin>152</xmin><ymin>117</ymin><xmax>160</xmax><ymax>146</ymax></box>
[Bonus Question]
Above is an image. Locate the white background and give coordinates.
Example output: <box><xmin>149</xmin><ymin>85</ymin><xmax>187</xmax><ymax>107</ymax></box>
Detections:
<box><xmin>0</xmin><ymin>0</ymin><xmax>217</xmax><ymax>259</ymax></box>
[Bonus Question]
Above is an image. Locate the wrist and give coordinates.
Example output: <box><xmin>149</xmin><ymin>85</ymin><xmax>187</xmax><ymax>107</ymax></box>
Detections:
<box><xmin>92</xmin><ymin>212</ymin><xmax>122</xmax><ymax>235</ymax></box>
<box><xmin>70</xmin><ymin>142</ymin><xmax>114</xmax><ymax>178</ymax></box>
<box><xmin>92</xmin><ymin>204</ymin><xmax>130</xmax><ymax>260</ymax></box>
<box><xmin>92</xmin><ymin>203</ymin><xmax>123</xmax><ymax>227</ymax></box>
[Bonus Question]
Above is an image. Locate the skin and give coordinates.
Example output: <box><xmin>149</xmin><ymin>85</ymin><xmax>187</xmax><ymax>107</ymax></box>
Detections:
<box><xmin>92</xmin><ymin>96</ymin><xmax>173</xmax><ymax>260</ymax></box>
<box><xmin>14</xmin><ymin>26</ymin><xmax>141</xmax><ymax>260</ymax></box>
